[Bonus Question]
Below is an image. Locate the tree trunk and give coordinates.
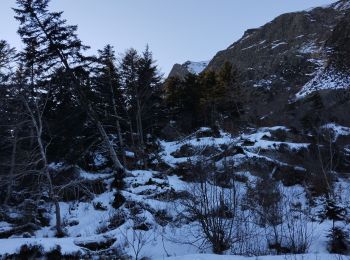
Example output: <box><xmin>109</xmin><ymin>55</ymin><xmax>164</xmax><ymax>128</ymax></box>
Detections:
<box><xmin>109</xmin><ymin>77</ymin><xmax>126</xmax><ymax>167</ymax></box>
<box><xmin>24</xmin><ymin>99</ymin><xmax>64</xmax><ymax>237</ymax></box>
<box><xmin>4</xmin><ymin>129</ymin><xmax>17</xmax><ymax>206</ymax></box>
<box><xmin>136</xmin><ymin>98</ymin><xmax>144</xmax><ymax>147</ymax></box>
<box><xmin>96</xmin><ymin>119</ymin><xmax>124</xmax><ymax>171</ymax></box>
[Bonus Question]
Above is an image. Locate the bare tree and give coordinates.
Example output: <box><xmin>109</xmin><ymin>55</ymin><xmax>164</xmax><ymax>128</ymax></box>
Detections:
<box><xmin>179</xmin><ymin>160</ymin><xmax>242</xmax><ymax>254</ymax></box>
<box><xmin>120</xmin><ymin>227</ymin><xmax>154</xmax><ymax>260</ymax></box>
<box><xmin>22</xmin><ymin>94</ymin><xmax>64</xmax><ymax>237</ymax></box>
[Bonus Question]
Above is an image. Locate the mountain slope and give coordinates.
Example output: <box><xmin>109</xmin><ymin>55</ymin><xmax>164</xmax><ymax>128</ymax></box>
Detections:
<box><xmin>296</xmin><ymin>10</ymin><xmax>350</xmax><ymax>98</ymax></box>
<box><xmin>207</xmin><ymin>2</ymin><xmax>349</xmax><ymax>91</ymax></box>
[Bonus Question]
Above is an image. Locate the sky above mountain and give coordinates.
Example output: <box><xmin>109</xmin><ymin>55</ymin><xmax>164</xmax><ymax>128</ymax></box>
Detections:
<box><xmin>0</xmin><ymin>0</ymin><xmax>336</xmax><ymax>75</ymax></box>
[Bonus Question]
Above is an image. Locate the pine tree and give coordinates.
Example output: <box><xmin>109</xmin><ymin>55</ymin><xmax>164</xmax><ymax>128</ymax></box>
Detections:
<box><xmin>0</xmin><ymin>40</ymin><xmax>16</xmax><ymax>84</ymax></box>
<box><xmin>182</xmin><ymin>73</ymin><xmax>201</xmax><ymax>130</ymax></box>
<box><xmin>14</xmin><ymin>0</ymin><xmax>126</xmax><ymax>174</ymax></box>
<box><xmin>120</xmin><ymin>46</ymin><xmax>162</xmax><ymax>166</ymax></box>
<box><xmin>120</xmin><ymin>48</ymin><xmax>140</xmax><ymax>147</ymax></box>
<box><xmin>217</xmin><ymin>62</ymin><xmax>243</xmax><ymax>119</ymax></box>
<box><xmin>319</xmin><ymin>197</ymin><xmax>348</xmax><ymax>254</ymax></box>
<box><xmin>137</xmin><ymin>46</ymin><xmax>163</xmax><ymax>140</ymax></box>
<box><xmin>164</xmin><ymin>76</ymin><xmax>185</xmax><ymax>118</ymax></box>
<box><xmin>13</xmin><ymin>0</ymin><xmax>126</xmax><ymax>235</ymax></box>
<box><xmin>93</xmin><ymin>44</ymin><xmax>127</xmax><ymax>166</ymax></box>
<box><xmin>198</xmin><ymin>70</ymin><xmax>217</xmax><ymax>126</ymax></box>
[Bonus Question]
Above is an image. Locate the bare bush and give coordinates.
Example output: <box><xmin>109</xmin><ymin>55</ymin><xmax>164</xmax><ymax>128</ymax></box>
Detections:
<box><xmin>120</xmin><ymin>227</ymin><xmax>154</xmax><ymax>260</ymax></box>
<box><xmin>179</xmin><ymin>160</ymin><xmax>242</xmax><ymax>254</ymax></box>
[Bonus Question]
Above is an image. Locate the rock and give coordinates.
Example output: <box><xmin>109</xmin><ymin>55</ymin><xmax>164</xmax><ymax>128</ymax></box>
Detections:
<box><xmin>160</xmin><ymin>123</ymin><xmax>181</xmax><ymax>141</ymax></box>
<box><xmin>74</xmin><ymin>235</ymin><xmax>116</xmax><ymax>251</ymax></box>
<box><xmin>171</xmin><ymin>144</ymin><xmax>196</xmax><ymax>158</ymax></box>
<box><xmin>168</xmin><ymin>61</ymin><xmax>209</xmax><ymax>79</ymax></box>
<box><xmin>22</xmin><ymin>232</ymin><xmax>32</xmax><ymax>238</ymax></box>
<box><xmin>68</xmin><ymin>219</ymin><xmax>80</xmax><ymax>227</ymax></box>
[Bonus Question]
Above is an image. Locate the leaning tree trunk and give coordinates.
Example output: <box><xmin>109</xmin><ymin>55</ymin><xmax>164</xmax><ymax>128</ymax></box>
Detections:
<box><xmin>31</xmin><ymin>11</ymin><xmax>126</xmax><ymax>175</ymax></box>
<box><xmin>109</xmin><ymin>76</ymin><xmax>126</xmax><ymax>167</ymax></box>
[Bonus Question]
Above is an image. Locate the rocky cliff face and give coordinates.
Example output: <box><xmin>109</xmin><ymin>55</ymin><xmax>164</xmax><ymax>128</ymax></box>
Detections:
<box><xmin>202</xmin><ymin>1</ymin><xmax>350</xmax><ymax>127</ymax></box>
<box><xmin>168</xmin><ymin>61</ymin><xmax>209</xmax><ymax>79</ymax></box>
<box><xmin>167</xmin><ymin>1</ymin><xmax>350</xmax><ymax>127</ymax></box>
<box><xmin>207</xmin><ymin>1</ymin><xmax>349</xmax><ymax>93</ymax></box>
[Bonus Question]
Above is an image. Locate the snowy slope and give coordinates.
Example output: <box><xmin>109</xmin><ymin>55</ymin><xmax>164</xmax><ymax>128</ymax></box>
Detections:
<box><xmin>185</xmin><ymin>61</ymin><xmax>209</xmax><ymax>75</ymax></box>
<box><xmin>331</xmin><ymin>0</ymin><xmax>350</xmax><ymax>11</ymax></box>
<box><xmin>296</xmin><ymin>67</ymin><xmax>350</xmax><ymax>98</ymax></box>
<box><xmin>1</xmin><ymin>126</ymin><xmax>350</xmax><ymax>258</ymax></box>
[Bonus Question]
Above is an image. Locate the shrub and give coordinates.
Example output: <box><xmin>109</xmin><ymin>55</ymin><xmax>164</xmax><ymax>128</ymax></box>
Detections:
<box><xmin>328</xmin><ymin>227</ymin><xmax>349</xmax><ymax>254</ymax></box>
<box><xmin>17</xmin><ymin>244</ymin><xmax>44</xmax><ymax>259</ymax></box>
<box><xmin>112</xmin><ymin>192</ymin><xmax>126</xmax><ymax>209</ymax></box>
<box><xmin>93</xmin><ymin>201</ymin><xmax>108</xmax><ymax>211</ymax></box>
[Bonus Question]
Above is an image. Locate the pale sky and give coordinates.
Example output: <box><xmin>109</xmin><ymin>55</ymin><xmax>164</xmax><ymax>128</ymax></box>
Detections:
<box><xmin>0</xmin><ymin>0</ymin><xmax>337</xmax><ymax>75</ymax></box>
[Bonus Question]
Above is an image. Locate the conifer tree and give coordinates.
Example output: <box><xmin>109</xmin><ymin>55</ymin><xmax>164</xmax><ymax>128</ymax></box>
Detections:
<box><xmin>319</xmin><ymin>197</ymin><xmax>348</xmax><ymax>254</ymax></box>
<box><xmin>199</xmin><ymin>70</ymin><xmax>218</xmax><ymax>126</ymax></box>
<box><xmin>120</xmin><ymin>48</ymin><xmax>140</xmax><ymax>147</ymax></box>
<box><xmin>94</xmin><ymin>44</ymin><xmax>127</xmax><ymax>166</ymax></box>
<box><xmin>137</xmin><ymin>46</ymin><xmax>163</xmax><ymax>139</ymax></box>
<box><xmin>14</xmin><ymin>0</ymin><xmax>126</xmax><ymax>174</ymax></box>
<box><xmin>0</xmin><ymin>40</ymin><xmax>16</xmax><ymax>84</ymax></box>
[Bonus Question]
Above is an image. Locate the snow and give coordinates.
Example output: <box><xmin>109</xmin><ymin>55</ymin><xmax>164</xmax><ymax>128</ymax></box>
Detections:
<box><xmin>1</xmin><ymin>125</ymin><xmax>349</xmax><ymax>259</ymax></box>
<box><xmin>296</xmin><ymin>67</ymin><xmax>350</xmax><ymax>98</ymax></box>
<box><xmin>298</xmin><ymin>42</ymin><xmax>319</xmax><ymax>54</ymax></box>
<box><xmin>332</xmin><ymin>0</ymin><xmax>350</xmax><ymax>11</ymax></box>
<box><xmin>307</xmin><ymin>0</ymin><xmax>350</xmax><ymax>12</ymax></box>
<box><xmin>93</xmin><ymin>153</ymin><xmax>107</xmax><ymax>167</ymax></box>
<box><xmin>253</xmin><ymin>79</ymin><xmax>272</xmax><ymax>88</ymax></box>
<box><xmin>0</xmin><ymin>237</ymin><xmax>82</xmax><ymax>255</ymax></box>
<box><xmin>321</xmin><ymin>123</ymin><xmax>350</xmax><ymax>141</ymax></box>
<box><xmin>125</xmin><ymin>150</ymin><xmax>135</xmax><ymax>158</ymax></box>
<box><xmin>307</xmin><ymin>58</ymin><xmax>324</xmax><ymax>67</ymax></box>
<box><xmin>158</xmin><ymin>253</ymin><xmax>345</xmax><ymax>260</ymax></box>
<box><xmin>271</xmin><ymin>41</ymin><xmax>288</xmax><ymax>49</ymax></box>
<box><xmin>185</xmin><ymin>61</ymin><xmax>209</xmax><ymax>75</ymax></box>
<box><xmin>80</xmin><ymin>169</ymin><xmax>113</xmax><ymax>180</ymax></box>
<box><xmin>241</xmin><ymin>40</ymin><xmax>267</xmax><ymax>51</ymax></box>
<box><xmin>241</xmin><ymin>44</ymin><xmax>256</xmax><ymax>51</ymax></box>
<box><xmin>159</xmin><ymin>130</ymin><xmax>233</xmax><ymax>167</ymax></box>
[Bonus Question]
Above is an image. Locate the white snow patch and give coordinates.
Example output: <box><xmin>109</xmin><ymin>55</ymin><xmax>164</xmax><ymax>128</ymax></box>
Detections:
<box><xmin>322</xmin><ymin>123</ymin><xmax>350</xmax><ymax>141</ymax></box>
<box><xmin>0</xmin><ymin>237</ymin><xmax>82</xmax><ymax>256</ymax></box>
<box><xmin>332</xmin><ymin>0</ymin><xmax>350</xmax><ymax>11</ymax></box>
<box><xmin>241</xmin><ymin>40</ymin><xmax>267</xmax><ymax>51</ymax></box>
<box><xmin>253</xmin><ymin>79</ymin><xmax>272</xmax><ymax>88</ymax></box>
<box><xmin>299</xmin><ymin>42</ymin><xmax>320</xmax><ymax>54</ymax></box>
<box><xmin>159</xmin><ymin>253</ymin><xmax>345</xmax><ymax>260</ymax></box>
<box><xmin>296</xmin><ymin>67</ymin><xmax>350</xmax><ymax>98</ymax></box>
<box><xmin>185</xmin><ymin>61</ymin><xmax>209</xmax><ymax>75</ymax></box>
<box><xmin>271</xmin><ymin>41</ymin><xmax>288</xmax><ymax>49</ymax></box>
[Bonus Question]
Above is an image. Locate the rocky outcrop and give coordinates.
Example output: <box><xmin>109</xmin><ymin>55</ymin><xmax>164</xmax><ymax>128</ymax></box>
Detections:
<box><xmin>206</xmin><ymin>1</ymin><xmax>349</xmax><ymax>92</ymax></box>
<box><xmin>326</xmin><ymin>11</ymin><xmax>350</xmax><ymax>71</ymax></box>
<box><xmin>296</xmin><ymin>11</ymin><xmax>350</xmax><ymax>98</ymax></box>
<box><xmin>168</xmin><ymin>61</ymin><xmax>209</xmax><ymax>79</ymax></box>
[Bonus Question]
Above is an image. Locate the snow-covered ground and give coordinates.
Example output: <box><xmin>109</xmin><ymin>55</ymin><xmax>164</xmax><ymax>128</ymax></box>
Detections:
<box><xmin>159</xmin><ymin>253</ymin><xmax>346</xmax><ymax>260</ymax></box>
<box><xmin>1</xmin><ymin>126</ymin><xmax>349</xmax><ymax>259</ymax></box>
<box><xmin>322</xmin><ymin>123</ymin><xmax>350</xmax><ymax>141</ymax></box>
